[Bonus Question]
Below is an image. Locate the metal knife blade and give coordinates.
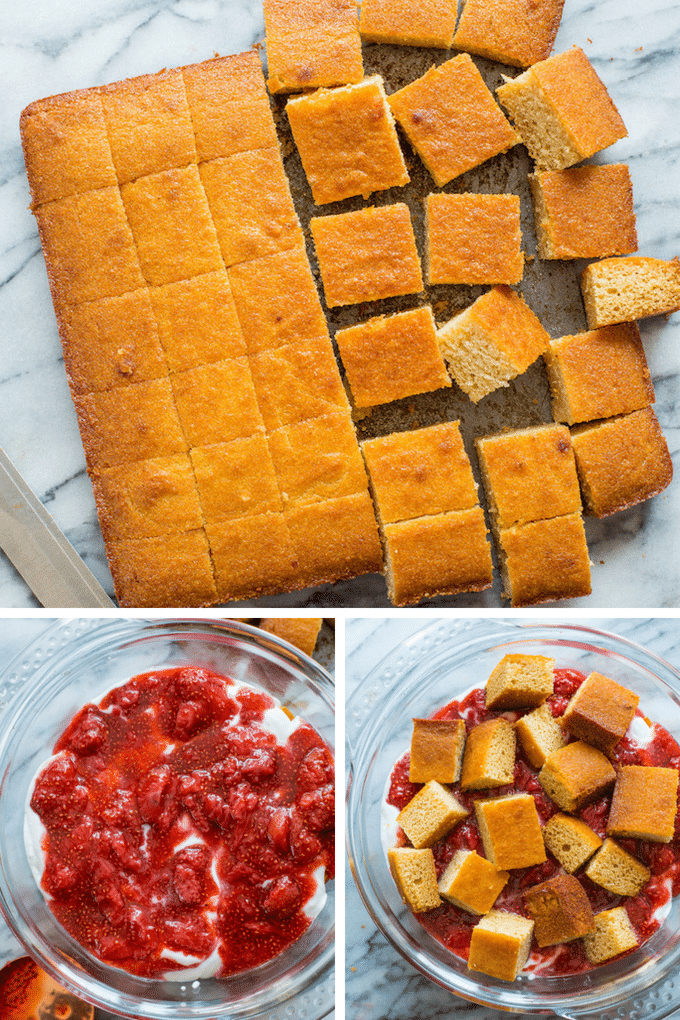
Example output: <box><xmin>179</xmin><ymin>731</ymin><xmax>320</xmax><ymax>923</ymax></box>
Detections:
<box><xmin>0</xmin><ymin>448</ymin><xmax>115</xmax><ymax>607</ymax></box>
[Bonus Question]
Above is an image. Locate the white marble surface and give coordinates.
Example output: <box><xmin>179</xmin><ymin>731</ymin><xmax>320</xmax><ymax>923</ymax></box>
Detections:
<box><xmin>345</xmin><ymin>615</ymin><xmax>680</xmax><ymax>1019</ymax></box>
<box><xmin>1</xmin><ymin>0</ymin><xmax>679</xmax><ymax>608</ymax></box>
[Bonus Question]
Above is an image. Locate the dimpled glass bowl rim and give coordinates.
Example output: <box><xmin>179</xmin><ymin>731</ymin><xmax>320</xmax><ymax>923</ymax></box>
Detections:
<box><xmin>0</xmin><ymin>617</ymin><xmax>335</xmax><ymax>1020</ymax></box>
<box><xmin>346</xmin><ymin>619</ymin><xmax>680</xmax><ymax>1020</ymax></box>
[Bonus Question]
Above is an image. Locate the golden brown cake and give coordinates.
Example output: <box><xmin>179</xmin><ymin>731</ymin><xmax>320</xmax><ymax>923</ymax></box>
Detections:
<box><xmin>583</xmin><ymin>907</ymin><xmax>638</xmax><ymax>964</ymax></box>
<box><xmin>497</xmin><ymin>47</ymin><xmax>627</xmax><ymax>171</ymax></box>
<box><xmin>388</xmin><ymin>54</ymin><xmax>518</xmax><ymax>187</ymax></box>
<box><xmin>171</xmin><ymin>358</ymin><xmax>265</xmax><ymax>447</ymax></box>
<box><xmin>460</xmin><ymin>717</ymin><xmax>516</xmax><ymax>790</ymax></box>
<box><xmin>468</xmin><ymin>911</ymin><xmax>534</xmax><ymax>981</ymax></box>
<box><xmin>561</xmin><ymin>671</ymin><xmax>639</xmax><ymax>753</ymax></box>
<box><xmin>438</xmin><ymin>850</ymin><xmax>509</xmax><ymax>914</ymax></box>
<box><xmin>409</xmin><ymin>718</ymin><xmax>467</xmax><ymax>784</ymax></box>
<box><xmin>259</xmin><ymin>617</ymin><xmax>323</xmax><ymax>657</ymax></box>
<box><xmin>607</xmin><ymin>765</ymin><xmax>679</xmax><ymax>843</ymax></box>
<box><xmin>249</xmin><ymin>336</ymin><xmax>350</xmax><ymax>430</ymax></box>
<box><xmin>284</xmin><ymin>492</ymin><xmax>383</xmax><ymax>587</ymax></box>
<box><xmin>397</xmin><ymin>780</ymin><xmax>469</xmax><ymax>848</ymax></box>
<box><xmin>544</xmin><ymin>324</ymin><xmax>655</xmax><ymax>426</ymax></box>
<box><xmin>310</xmin><ymin>204</ymin><xmax>423</xmax><ymax>307</ymax></box>
<box><xmin>453</xmin><ymin>0</ymin><xmax>565</xmax><ymax>67</ymax></box>
<box><xmin>485</xmin><ymin>653</ymin><xmax>555</xmax><ymax>710</ymax></box>
<box><xmin>335</xmin><ymin>307</ymin><xmax>450</xmax><ymax>408</ymax></box>
<box><xmin>474</xmin><ymin>793</ymin><xmax>547</xmax><ymax>870</ymax></box>
<box><xmin>437</xmin><ymin>286</ymin><xmax>550</xmax><ymax>403</ymax></box>
<box><xmin>286</xmin><ymin>76</ymin><xmax>409</xmax><ymax>204</ymax></box>
<box><xmin>107</xmin><ymin>530</ymin><xmax>218</xmax><ymax>608</ymax></box>
<box><xmin>580</xmin><ymin>256</ymin><xmax>680</xmax><ymax>328</ymax></box>
<box><xmin>542</xmin><ymin>813</ymin><xmax>603</xmax><ymax>873</ymax></box>
<box><xmin>515</xmin><ymin>703</ymin><xmax>566</xmax><ymax>768</ymax></box>
<box><xmin>388</xmin><ymin>847</ymin><xmax>442</xmax><ymax>912</ymax></box>
<box><xmin>205</xmin><ymin>512</ymin><xmax>300</xmax><ymax>602</ymax></box>
<box><xmin>264</xmin><ymin>0</ymin><xmax>363</xmax><ymax>94</ymax></box>
<box><xmin>359</xmin><ymin>0</ymin><xmax>457</xmax><ymax>47</ymax></box>
<box><xmin>530</xmin><ymin>164</ymin><xmax>637</xmax><ymax>259</ymax></box>
<box><xmin>498</xmin><ymin>512</ymin><xmax>591</xmax><ymax>607</ymax></box>
<box><xmin>539</xmin><ymin>740</ymin><xmax>615</xmax><ymax>812</ymax></box>
<box><xmin>426</xmin><ymin>192</ymin><xmax>524</xmax><ymax>285</ymax></box>
<box><xmin>524</xmin><ymin>874</ymin><xmax>595</xmax><ymax>946</ymax></box>
<box><xmin>585</xmin><ymin>838</ymin><xmax>651</xmax><ymax>896</ymax></box>
<box><xmin>190</xmin><ymin>437</ymin><xmax>283</xmax><ymax>522</ymax></box>
<box><xmin>571</xmin><ymin>408</ymin><xmax>673</xmax><ymax>518</ymax></box>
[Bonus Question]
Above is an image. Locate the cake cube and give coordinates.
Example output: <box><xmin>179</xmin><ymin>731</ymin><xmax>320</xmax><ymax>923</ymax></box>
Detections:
<box><xmin>286</xmin><ymin>77</ymin><xmax>409</xmax><ymax>204</ymax></box>
<box><xmin>284</xmin><ymin>492</ymin><xmax>383</xmax><ymax>587</ymax></box>
<box><xmin>530</xmin><ymin>164</ymin><xmax>637</xmax><ymax>260</ymax></box>
<box><xmin>607</xmin><ymin>765</ymin><xmax>679</xmax><ymax>843</ymax></box>
<box><xmin>453</xmin><ymin>0</ymin><xmax>565</xmax><ymax>68</ymax></box>
<box><xmin>259</xmin><ymin>618</ymin><xmax>323</xmax><ymax>657</ymax></box>
<box><xmin>361</xmin><ymin>421</ymin><xmax>478</xmax><ymax>525</ymax></box>
<box><xmin>496</xmin><ymin>47</ymin><xmax>627</xmax><ymax>171</ymax></box>
<box><xmin>310</xmin><ymin>204</ymin><xmax>423</xmax><ymax>307</ymax></box>
<box><xmin>571</xmin><ymin>408</ymin><xmax>673</xmax><ymax>518</ymax></box>
<box><xmin>497</xmin><ymin>513</ymin><xmax>592</xmax><ymax>608</ymax></box>
<box><xmin>544</xmin><ymin>324</ymin><xmax>654</xmax><ymax>426</ymax></box>
<box><xmin>190</xmin><ymin>438</ymin><xmax>283</xmax><ymax>522</ymax></box>
<box><xmin>468</xmin><ymin>910</ymin><xmax>534</xmax><ymax>981</ymax></box>
<box><xmin>524</xmin><ymin>874</ymin><xmax>595</xmax><ymax>947</ymax></box>
<box><xmin>476</xmin><ymin>424</ymin><xmax>581</xmax><ymax>532</ymax></box>
<box><xmin>561</xmin><ymin>671</ymin><xmax>639</xmax><ymax>753</ymax></box>
<box><xmin>585</xmin><ymin>838</ymin><xmax>651</xmax><ymax>896</ymax></box>
<box><xmin>475</xmin><ymin>793</ymin><xmax>547</xmax><ymax>870</ymax></box>
<box><xmin>388</xmin><ymin>54</ymin><xmax>518</xmax><ymax>187</ymax></box>
<box><xmin>397</xmin><ymin>780</ymin><xmax>469</xmax><ymax>849</ymax></box>
<box><xmin>542</xmin><ymin>813</ymin><xmax>602</xmax><ymax>873</ymax></box>
<box><xmin>426</xmin><ymin>193</ymin><xmax>523</xmax><ymax>285</ymax></box>
<box><xmin>171</xmin><ymin>359</ymin><xmax>265</xmax><ymax>447</ymax></box>
<box><xmin>335</xmin><ymin>307</ymin><xmax>450</xmax><ymax>409</ymax></box>
<box><xmin>486</xmin><ymin>654</ymin><xmax>555</xmax><ymax>710</ymax></box>
<box><xmin>383</xmin><ymin>507</ymin><xmax>493</xmax><ymax>606</ymax></box>
<box><xmin>515</xmin><ymin>703</ymin><xmax>566</xmax><ymax>769</ymax></box>
<box><xmin>437</xmin><ymin>286</ymin><xmax>550</xmax><ymax>403</ymax></box>
<box><xmin>438</xmin><ymin>850</ymin><xmax>509</xmax><ymax>915</ymax></box>
<box><xmin>249</xmin><ymin>337</ymin><xmax>350</xmax><ymax>431</ymax></box>
<box><xmin>409</xmin><ymin>718</ymin><xmax>466</xmax><ymax>784</ymax></box>
<box><xmin>583</xmin><ymin>907</ymin><xmax>638</xmax><ymax>964</ymax></box>
<box><xmin>359</xmin><ymin>0</ymin><xmax>457</xmax><ymax>47</ymax></box>
<box><xmin>539</xmin><ymin>741</ymin><xmax>615</xmax><ymax>813</ymax></box>
<box><xmin>461</xmin><ymin>718</ymin><xmax>516</xmax><ymax>791</ymax></box>
<box><xmin>388</xmin><ymin>847</ymin><xmax>442</xmax><ymax>912</ymax></box>
<box><xmin>264</xmin><ymin>0</ymin><xmax>363</xmax><ymax>94</ymax></box>
<box><xmin>581</xmin><ymin>256</ymin><xmax>680</xmax><ymax>329</ymax></box>
<box><xmin>107</xmin><ymin>530</ymin><xmax>218</xmax><ymax>608</ymax></box>
<box><xmin>206</xmin><ymin>512</ymin><xmax>298</xmax><ymax>602</ymax></box>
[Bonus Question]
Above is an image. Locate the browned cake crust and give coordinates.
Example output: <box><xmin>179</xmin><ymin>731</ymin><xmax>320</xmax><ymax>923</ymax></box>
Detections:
<box><xmin>454</xmin><ymin>0</ymin><xmax>565</xmax><ymax>68</ymax></box>
<box><xmin>524</xmin><ymin>874</ymin><xmax>595</xmax><ymax>946</ymax></box>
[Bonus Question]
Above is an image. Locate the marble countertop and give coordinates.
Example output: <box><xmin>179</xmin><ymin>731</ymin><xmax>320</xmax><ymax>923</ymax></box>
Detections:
<box><xmin>345</xmin><ymin>615</ymin><xmax>680</xmax><ymax>1019</ymax></box>
<box><xmin>1</xmin><ymin>0</ymin><xmax>679</xmax><ymax>609</ymax></box>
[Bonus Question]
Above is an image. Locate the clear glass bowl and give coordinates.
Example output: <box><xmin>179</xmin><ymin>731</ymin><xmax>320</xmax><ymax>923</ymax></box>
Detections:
<box><xmin>0</xmin><ymin>618</ymin><xmax>335</xmax><ymax>1020</ymax></box>
<box><xmin>346</xmin><ymin>620</ymin><xmax>680</xmax><ymax>1020</ymax></box>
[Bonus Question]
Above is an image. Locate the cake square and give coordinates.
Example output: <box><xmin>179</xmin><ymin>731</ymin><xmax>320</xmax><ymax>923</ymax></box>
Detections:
<box><xmin>359</xmin><ymin>0</ymin><xmax>457</xmax><ymax>47</ymax></box>
<box><xmin>182</xmin><ymin>53</ymin><xmax>278</xmax><ymax>162</ymax></box>
<box><xmin>474</xmin><ymin>793</ymin><xmax>547</xmax><ymax>870</ymax></box>
<box><xmin>383</xmin><ymin>507</ymin><xmax>493</xmax><ymax>606</ymax></box>
<box><xmin>539</xmin><ymin>740</ymin><xmax>615</xmax><ymax>812</ymax></box>
<box><xmin>267</xmin><ymin>411</ymin><xmax>368</xmax><ymax>506</ymax></box>
<box><xmin>585</xmin><ymin>838</ymin><xmax>651</xmax><ymax>896</ymax></box>
<box><xmin>107</xmin><ymin>530</ymin><xmax>217</xmax><ymax>608</ymax></box>
<box><xmin>228</xmin><ymin>245</ymin><xmax>329</xmax><ymax>354</ymax></box>
<box><xmin>437</xmin><ymin>286</ymin><xmax>550</xmax><ymax>403</ymax></box>
<box><xmin>286</xmin><ymin>76</ymin><xmax>409</xmax><ymax>204</ymax></box>
<box><xmin>388</xmin><ymin>847</ymin><xmax>441</xmax><ymax>913</ymax></box>
<box><xmin>249</xmin><ymin>337</ymin><xmax>349</xmax><ymax>430</ymax></box>
<box><xmin>35</xmin><ymin>188</ymin><xmax>144</xmax><ymax>305</ymax></box>
<box><xmin>439</xmin><ymin>850</ymin><xmax>509</xmax><ymax>915</ymax></box>
<box><xmin>530</xmin><ymin>164</ymin><xmax>637</xmax><ymax>259</ymax></box>
<box><xmin>397</xmin><ymin>780</ymin><xmax>469</xmax><ymax>848</ymax></box>
<box><xmin>264</xmin><ymin>0</ymin><xmax>363</xmax><ymax>94</ymax></box>
<box><xmin>409</xmin><ymin>718</ymin><xmax>466</xmax><ymax>784</ymax></box>
<box><xmin>171</xmin><ymin>358</ymin><xmax>265</xmax><ymax>446</ymax></box>
<box><xmin>335</xmin><ymin>307</ymin><xmax>450</xmax><ymax>408</ymax></box>
<box><xmin>90</xmin><ymin>455</ymin><xmax>203</xmax><ymax>541</ymax></box>
<box><xmin>59</xmin><ymin>290</ymin><xmax>167</xmax><ymax>393</ymax></box>
<box><xmin>498</xmin><ymin>512</ymin><xmax>592</xmax><ymax>607</ymax></box>
<box><xmin>497</xmin><ymin>47</ymin><xmax>627</xmax><ymax>171</ymax></box>
<box><xmin>542</xmin><ymin>813</ymin><xmax>602</xmax><ymax>873</ymax></box>
<box><xmin>562</xmin><ymin>671</ymin><xmax>639</xmax><ymax>753</ymax></box>
<box><xmin>583</xmin><ymin>908</ymin><xmax>638</xmax><ymax>964</ymax></box>
<box><xmin>259</xmin><ymin>617</ymin><xmax>323</xmax><ymax>657</ymax></box>
<box><xmin>523</xmin><ymin>874</ymin><xmax>595</xmax><ymax>947</ymax></box>
<box><xmin>607</xmin><ymin>765</ymin><xmax>679</xmax><ymax>843</ymax></box>
<box><xmin>361</xmin><ymin>421</ymin><xmax>478</xmax><ymax>525</ymax></box>
<box><xmin>20</xmin><ymin>91</ymin><xmax>117</xmax><ymax>206</ymax></box>
<box><xmin>544</xmin><ymin>324</ymin><xmax>655</xmax><ymax>425</ymax></box>
<box><xmin>74</xmin><ymin>379</ymin><xmax>187</xmax><ymax>470</ymax></box>
<box><xmin>285</xmin><ymin>492</ymin><xmax>383</xmax><ymax>586</ymax></box>
<box><xmin>453</xmin><ymin>0</ymin><xmax>565</xmax><ymax>67</ymax></box>
<box><xmin>515</xmin><ymin>702</ymin><xmax>566</xmax><ymax>769</ymax></box>
<box><xmin>200</xmin><ymin>148</ymin><xmax>302</xmax><ymax>266</ymax></box>
<box><xmin>310</xmin><ymin>204</ymin><xmax>423</xmax><ymax>307</ymax></box>
<box><xmin>485</xmin><ymin>653</ymin><xmax>555</xmax><ymax>710</ymax></box>
<box><xmin>581</xmin><ymin>256</ymin><xmax>680</xmax><ymax>328</ymax></box>
<box><xmin>461</xmin><ymin>717</ymin><xmax>516</xmax><ymax>790</ymax></box>
<box><xmin>571</xmin><ymin>408</ymin><xmax>673</xmax><ymax>518</ymax></box>
<box><xmin>206</xmin><ymin>512</ymin><xmax>298</xmax><ymax>601</ymax></box>
<box><xmin>468</xmin><ymin>911</ymin><xmax>534</xmax><ymax>981</ymax></box>
<box><xmin>100</xmin><ymin>69</ymin><xmax>197</xmax><ymax>184</ymax></box>
<box><xmin>121</xmin><ymin>166</ymin><xmax>223</xmax><ymax>287</ymax></box>
<box><xmin>476</xmin><ymin>424</ymin><xmax>581</xmax><ymax>531</ymax></box>
<box><xmin>426</xmin><ymin>192</ymin><xmax>523</xmax><ymax>285</ymax></box>
<box><xmin>389</xmin><ymin>55</ymin><xmax>518</xmax><ymax>187</ymax></box>
<box><xmin>191</xmin><ymin>438</ymin><xmax>283</xmax><ymax>522</ymax></box>
<box><xmin>149</xmin><ymin>272</ymin><xmax>247</xmax><ymax>373</ymax></box>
